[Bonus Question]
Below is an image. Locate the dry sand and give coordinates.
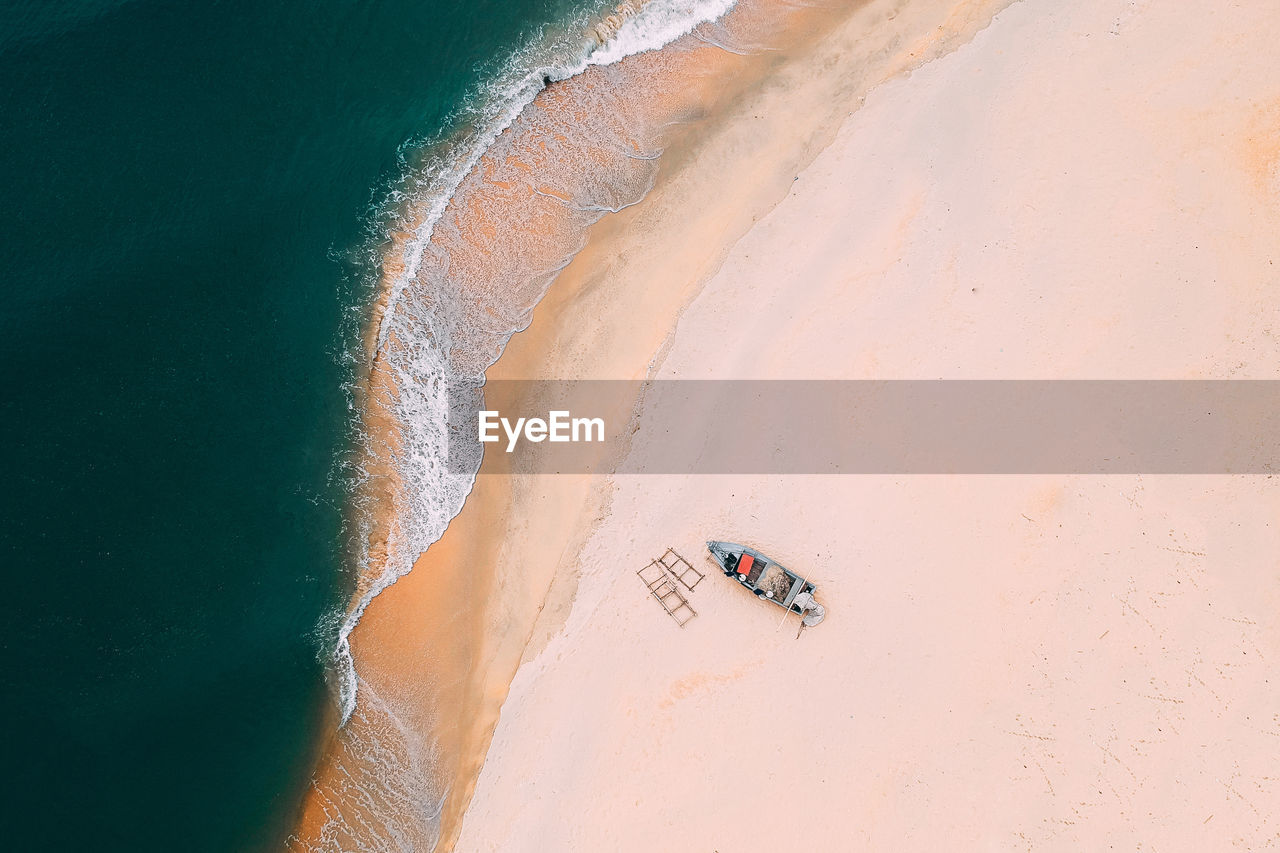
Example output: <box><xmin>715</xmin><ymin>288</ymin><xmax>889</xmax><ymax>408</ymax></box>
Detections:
<box><xmin>454</xmin><ymin>0</ymin><xmax>1280</xmax><ymax>850</ymax></box>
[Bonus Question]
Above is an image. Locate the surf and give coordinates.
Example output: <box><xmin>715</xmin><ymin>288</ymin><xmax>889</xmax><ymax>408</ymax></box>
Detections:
<box><xmin>334</xmin><ymin>0</ymin><xmax>744</xmax><ymax>730</ymax></box>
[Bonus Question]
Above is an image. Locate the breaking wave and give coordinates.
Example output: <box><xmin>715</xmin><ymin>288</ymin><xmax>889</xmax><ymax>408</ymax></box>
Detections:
<box><xmin>332</xmin><ymin>0</ymin><xmax>741</xmax><ymax>728</ymax></box>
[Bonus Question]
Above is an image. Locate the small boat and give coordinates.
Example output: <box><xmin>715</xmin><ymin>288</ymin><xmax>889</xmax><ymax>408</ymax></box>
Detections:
<box><xmin>707</xmin><ymin>541</ymin><xmax>826</xmax><ymax>626</ymax></box>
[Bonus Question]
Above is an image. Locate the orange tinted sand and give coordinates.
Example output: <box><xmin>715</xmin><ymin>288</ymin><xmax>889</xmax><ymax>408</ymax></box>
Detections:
<box><xmin>289</xmin><ymin>0</ymin><xmax>879</xmax><ymax>849</ymax></box>
<box><xmin>457</xmin><ymin>0</ymin><xmax>1280</xmax><ymax>849</ymax></box>
<box><xmin>290</xmin><ymin>0</ymin><xmax>1028</xmax><ymax>847</ymax></box>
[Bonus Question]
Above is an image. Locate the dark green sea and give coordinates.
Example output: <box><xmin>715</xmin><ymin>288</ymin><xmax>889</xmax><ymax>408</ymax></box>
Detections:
<box><xmin>0</xmin><ymin>0</ymin><xmax>591</xmax><ymax>849</ymax></box>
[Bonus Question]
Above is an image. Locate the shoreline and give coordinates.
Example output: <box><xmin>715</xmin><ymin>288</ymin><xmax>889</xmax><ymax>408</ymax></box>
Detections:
<box><xmin>291</xmin><ymin>0</ymin><xmax>1022</xmax><ymax>849</ymax></box>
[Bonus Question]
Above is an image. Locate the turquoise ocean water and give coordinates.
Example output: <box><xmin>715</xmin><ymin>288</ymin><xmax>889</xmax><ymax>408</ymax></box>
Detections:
<box><xmin>0</xmin><ymin>0</ymin><xmax>588</xmax><ymax>849</ymax></box>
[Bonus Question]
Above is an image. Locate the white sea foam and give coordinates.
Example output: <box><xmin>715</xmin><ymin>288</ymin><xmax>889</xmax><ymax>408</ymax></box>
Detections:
<box><xmin>587</xmin><ymin>0</ymin><xmax>737</xmax><ymax>66</ymax></box>
<box><xmin>332</xmin><ymin>0</ymin><xmax>740</xmax><ymax>729</ymax></box>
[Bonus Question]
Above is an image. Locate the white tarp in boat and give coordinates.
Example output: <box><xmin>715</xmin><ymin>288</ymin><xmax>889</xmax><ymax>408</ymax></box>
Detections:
<box><xmin>794</xmin><ymin>591</ymin><xmax>826</xmax><ymax>626</ymax></box>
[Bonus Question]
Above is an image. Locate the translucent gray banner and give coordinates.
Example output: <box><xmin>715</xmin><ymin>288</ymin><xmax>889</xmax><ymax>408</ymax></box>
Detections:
<box><xmin>446</xmin><ymin>380</ymin><xmax>1280</xmax><ymax>474</ymax></box>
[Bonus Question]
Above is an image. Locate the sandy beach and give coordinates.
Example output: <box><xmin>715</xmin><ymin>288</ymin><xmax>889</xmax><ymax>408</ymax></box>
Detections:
<box><xmin>456</xmin><ymin>0</ymin><xmax>1280</xmax><ymax>850</ymax></box>
<box><xmin>296</xmin><ymin>0</ymin><xmax>1280</xmax><ymax>849</ymax></box>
